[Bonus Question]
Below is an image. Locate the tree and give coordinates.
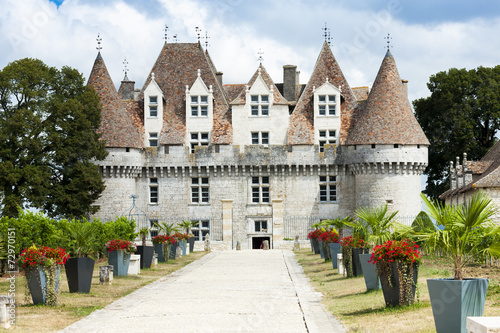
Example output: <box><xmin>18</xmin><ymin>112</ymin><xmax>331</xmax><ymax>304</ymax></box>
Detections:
<box><xmin>414</xmin><ymin>66</ymin><xmax>500</xmax><ymax>200</ymax></box>
<box><xmin>0</xmin><ymin>58</ymin><xmax>107</xmax><ymax>218</ymax></box>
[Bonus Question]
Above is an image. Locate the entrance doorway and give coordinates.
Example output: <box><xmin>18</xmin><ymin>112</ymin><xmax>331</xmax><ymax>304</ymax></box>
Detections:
<box><xmin>252</xmin><ymin>236</ymin><xmax>271</xmax><ymax>249</ymax></box>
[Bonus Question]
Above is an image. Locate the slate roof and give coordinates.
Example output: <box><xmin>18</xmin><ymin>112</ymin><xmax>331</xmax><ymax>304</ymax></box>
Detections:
<box><xmin>345</xmin><ymin>50</ymin><xmax>430</xmax><ymax>146</ymax></box>
<box><xmin>224</xmin><ymin>84</ymin><xmax>246</xmax><ymax>102</ymax></box>
<box><xmin>230</xmin><ymin>65</ymin><xmax>289</xmax><ymax>106</ymax></box>
<box><xmin>288</xmin><ymin>42</ymin><xmax>358</xmax><ymax>145</ymax></box>
<box><xmin>352</xmin><ymin>86</ymin><xmax>369</xmax><ymax>101</ymax></box>
<box><xmin>87</xmin><ymin>53</ymin><xmax>143</xmax><ymax>148</ymax></box>
<box><xmin>140</xmin><ymin>42</ymin><xmax>232</xmax><ymax>145</ymax></box>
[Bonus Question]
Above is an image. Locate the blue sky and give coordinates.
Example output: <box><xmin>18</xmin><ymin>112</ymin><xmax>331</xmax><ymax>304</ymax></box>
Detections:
<box><xmin>3</xmin><ymin>0</ymin><xmax>500</xmax><ymax>105</ymax></box>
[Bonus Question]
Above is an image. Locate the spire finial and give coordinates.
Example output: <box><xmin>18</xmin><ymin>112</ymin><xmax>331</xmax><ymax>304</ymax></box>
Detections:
<box><xmin>96</xmin><ymin>33</ymin><xmax>102</xmax><ymax>51</ymax></box>
<box><xmin>123</xmin><ymin>57</ymin><xmax>129</xmax><ymax>79</ymax></box>
<box><xmin>385</xmin><ymin>33</ymin><xmax>392</xmax><ymax>51</ymax></box>
<box><xmin>322</xmin><ymin>22</ymin><xmax>331</xmax><ymax>46</ymax></box>
<box><xmin>164</xmin><ymin>25</ymin><xmax>169</xmax><ymax>43</ymax></box>
<box><xmin>257</xmin><ymin>49</ymin><xmax>264</xmax><ymax>65</ymax></box>
<box><xmin>204</xmin><ymin>31</ymin><xmax>210</xmax><ymax>49</ymax></box>
<box><xmin>195</xmin><ymin>26</ymin><xmax>202</xmax><ymax>43</ymax></box>
<box><xmin>151</xmin><ymin>72</ymin><xmax>155</xmax><ymax>81</ymax></box>
<box><xmin>173</xmin><ymin>34</ymin><xmax>178</xmax><ymax>43</ymax></box>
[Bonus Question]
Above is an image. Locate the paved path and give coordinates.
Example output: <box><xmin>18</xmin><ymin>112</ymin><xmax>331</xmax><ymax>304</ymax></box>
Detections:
<box><xmin>61</xmin><ymin>250</ymin><xmax>345</xmax><ymax>333</ymax></box>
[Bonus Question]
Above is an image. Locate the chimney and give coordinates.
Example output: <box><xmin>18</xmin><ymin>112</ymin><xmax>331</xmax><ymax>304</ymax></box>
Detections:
<box><xmin>120</xmin><ymin>75</ymin><xmax>135</xmax><ymax>100</ymax></box>
<box><xmin>216</xmin><ymin>71</ymin><xmax>223</xmax><ymax>87</ymax></box>
<box><xmin>283</xmin><ymin>65</ymin><xmax>297</xmax><ymax>101</ymax></box>
<box><xmin>401</xmin><ymin>79</ymin><xmax>408</xmax><ymax>97</ymax></box>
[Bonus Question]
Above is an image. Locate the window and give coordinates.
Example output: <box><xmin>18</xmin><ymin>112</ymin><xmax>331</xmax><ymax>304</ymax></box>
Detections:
<box><xmin>149</xmin><ymin>96</ymin><xmax>158</xmax><ymax>117</ymax></box>
<box><xmin>250</xmin><ymin>95</ymin><xmax>269</xmax><ymax>116</ymax></box>
<box><xmin>149</xmin><ymin>178</ymin><xmax>158</xmax><ymax>204</ymax></box>
<box><xmin>255</xmin><ymin>220</ymin><xmax>268</xmax><ymax>233</ymax></box>
<box><xmin>191</xmin><ymin>177</ymin><xmax>209</xmax><ymax>204</ymax></box>
<box><xmin>190</xmin><ymin>132</ymin><xmax>209</xmax><ymax>153</ymax></box>
<box><xmin>318</xmin><ymin>130</ymin><xmax>336</xmax><ymax>152</ymax></box>
<box><xmin>319</xmin><ymin>176</ymin><xmax>337</xmax><ymax>202</ymax></box>
<box><xmin>150</xmin><ymin>219</ymin><xmax>159</xmax><ymax>237</ymax></box>
<box><xmin>318</xmin><ymin>95</ymin><xmax>337</xmax><ymax>116</ymax></box>
<box><xmin>149</xmin><ymin>133</ymin><xmax>158</xmax><ymax>147</ymax></box>
<box><xmin>251</xmin><ymin>132</ymin><xmax>269</xmax><ymax>145</ymax></box>
<box><xmin>191</xmin><ymin>95</ymin><xmax>208</xmax><ymax>117</ymax></box>
<box><xmin>252</xmin><ymin>176</ymin><xmax>270</xmax><ymax>204</ymax></box>
<box><xmin>191</xmin><ymin>220</ymin><xmax>210</xmax><ymax>241</ymax></box>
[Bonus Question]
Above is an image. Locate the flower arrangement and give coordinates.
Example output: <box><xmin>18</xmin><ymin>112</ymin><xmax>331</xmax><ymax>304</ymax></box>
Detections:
<box><xmin>319</xmin><ymin>230</ymin><xmax>340</xmax><ymax>243</ymax></box>
<box><xmin>172</xmin><ymin>232</ymin><xmax>189</xmax><ymax>241</ymax></box>
<box><xmin>307</xmin><ymin>229</ymin><xmax>322</xmax><ymax>239</ymax></box>
<box><xmin>369</xmin><ymin>239</ymin><xmax>421</xmax><ymax>265</ymax></box>
<box><xmin>19</xmin><ymin>245</ymin><xmax>69</xmax><ymax>269</ymax></box>
<box><xmin>105</xmin><ymin>239</ymin><xmax>136</xmax><ymax>253</ymax></box>
<box><xmin>152</xmin><ymin>235</ymin><xmax>176</xmax><ymax>244</ymax></box>
<box><xmin>340</xmin><ymin>235</ymin><xmax>366</xmax><ymax>248</ymax></box>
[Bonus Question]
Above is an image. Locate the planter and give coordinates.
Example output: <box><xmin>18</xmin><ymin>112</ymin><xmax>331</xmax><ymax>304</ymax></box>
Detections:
<box><xmin>107</xmin><ymin>250</ymin><xmax>131</xmax><ymax>276</ymax></box>
<box><xmin>329</xmin><ymin>243</ymin><xmax>341</xmax><ymax>269</ymax></box>
<box><xmin>310</xmin><ymin>238</ymin><xmax>314</xmax><ymax>252</ymax></box>
<box><xmin>27</xmin><ymin>265</ymin><xmax>61</xmax><ymax>305</ymax></box>
<box><xmin>180</xmin><ymin>240</ymin><xmax>187</xmax><ymax>256</ymax></box>
<box><xmin>322</xmin><ymin>241</ymin><xmax>331</xmax><ymax>261</ymax></box>
<box><xmin>378</xmin><ymin>261</ymin><xmax>418</xmax><ymax>307</ymax></box>
<box><xmin>188</xmin><ymin>237</ymin><xmax>196</xmax><ymax>252</ymax></box>
<box><xmin>319</xmin><ymin>241</ymin><xmax>325</xmax><ymax>259</ymax></box>
<box><xmin>64</xmin><ymin>257</ymin><xmax>95</xmax><ymax>293</ymax></box>
<box><xmin>312</xmin><ymin>238</ymin><xmax>320</xmax><ymax>255</ymax></box>
<box><xmin>136</xmin><ymin>246</ymin><xmax>154</xmax><ymax>269</ymax></box>
<box><xmin>154</xmin><ymin>243</ymin><xmax>168</xmax><ymax>262</ymax></box>
<box><xmin>427</xmin><ymin>278</ymin><xmax>488</xmax><ymax>333</ymax></box>
<box><xmin>169</xmin><ymin>242</ymin><xmax>178</xmax><ymax>260</ymax></box>
<box><xmin>359</xmin><ymin>253</ymin><xmax>380</xmax><ymax>291</ymax></box>
<box><xmin>352</xmin><ymin>248</ymin><xmax>368</xmax><ymax>277</ymax></box>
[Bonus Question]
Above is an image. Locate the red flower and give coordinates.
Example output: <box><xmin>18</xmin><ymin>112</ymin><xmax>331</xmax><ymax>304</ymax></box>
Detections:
<box><xmin>106</xmin><ymin>239</ymin><xmax>136</xmax><ymax>252</ymax></box>
<box><xmin>152</xmin><ymin>235</ymin><xmax>176</xmax><ymax>244</ymax></box>
<box><xmin>318</xmin><ymin>231</ymin><xmax>340</xmax><ymax>243</ymax></box>
<box><xmin>18</xmin><ymin>245</ymin><xmax>69</xmax><ymax>269</ymax></box>
<box><xmin>340</xmin><ymin>236</ymin><xmax>366</xmax><ymax>248</ymax></box>
<box><xmin>308</xmin><ymin>229</ymin><xmax>323</xmax><ymax>239</ymax></box>
<box><xmin>369</xmin><ymin>239</ymin><xmax>421</xmax><ymax>265</ymax></box>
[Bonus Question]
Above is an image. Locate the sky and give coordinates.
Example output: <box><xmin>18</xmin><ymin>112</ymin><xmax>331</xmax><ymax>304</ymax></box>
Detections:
<box><xmin>1</xmin><ymin>0</ymin><xmax>499</xmax><ymax>104</ymax></box>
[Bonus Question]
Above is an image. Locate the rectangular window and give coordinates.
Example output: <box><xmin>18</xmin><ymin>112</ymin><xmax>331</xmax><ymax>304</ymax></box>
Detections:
<box><xmin>318</xmin><ymin>94</ymin><xmax>337</xmax><ymax>116</ymax></box>
<box><xmin>255</xmin><ymin>220</ymin><xmax>268</xmax><ymax>233</ymax></box>
<box><xmin>251</xmin><ymin>132</ymin><xmax>269</xmax><ymax>145</ymax></box>
<box><xmin>149</xmin><ymin>133</ymin><xmax>158</xmax><ymax>147</ymax></box>
<box><xmin>250</xmin><ymin>94</ymin><xmax>270</xmax><ymax>116</ymax></box>
<box><xmin>190</xmin><ymin>95</ymin><xmax>209</xmax><ymax>117</ymax></box>
<box><xmin>191</xmin><ymin>220</ymin><xmax>210</xmax><ymax>241</ymax></box>
<box><xmin>190</xmin><ymin>132</ymin><xmax>210</xmax><ymax>153</ymax></box>
<box><xmin>319</xmin><ymin>175</ymin><xmax>337</xmax><ymax>202</ymax></box>
<box><xmin>252</xmin><ymin>176</ymin><xmax>270</xmax><ymax>204</ymax></box>
<box><xmin>318</xmin><ymin>130</ymin><xmax>336</xmax><ymax>152</ymax></box>
<box><xmin>150</xmin><ymin>178</ymin><xmax>158</xmax><ymax>204</ymax></box>
<box><xmin>149</xmin><ymin>96</ymin><xmax>158</xmax><ymax>117</ymax></box>
<box><xmin>191</xmin><ymin>177</ymin><xmax>209</xmax><ymax>204</ymax></box>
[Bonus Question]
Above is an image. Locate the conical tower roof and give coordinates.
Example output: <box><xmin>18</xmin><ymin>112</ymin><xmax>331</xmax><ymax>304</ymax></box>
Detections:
<box><xmin>140</xmin><ymin>42</ymin><xmax>232</xmax><ymax>144</ymax></box>
<box><xmin>88</xmin><ymin>53</ymin><xmax>143</xmax><ymax>148</ymax></box>
<box><xmin>288</xmin><ymin>42</ymin><xmax>357</xmax><ymax>145</ymax></box>
<box><xmin>346</xmin><ymin>50</ymin><xmax>429</xmax><ymax>145</ymax></box>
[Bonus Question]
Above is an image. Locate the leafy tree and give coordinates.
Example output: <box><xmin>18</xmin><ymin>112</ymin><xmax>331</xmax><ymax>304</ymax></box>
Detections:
<box><xmin>0</xmin><ymin>58</ymin><xmax>107</xmax><ymax>218</ymax></box>
<box><xmin>414</xmin><ymin>66</ymin><xmax>500</xmax><ymax>200</ymax></box>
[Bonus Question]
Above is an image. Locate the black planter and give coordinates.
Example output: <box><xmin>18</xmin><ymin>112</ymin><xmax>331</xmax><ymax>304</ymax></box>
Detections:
<box><xmin>27</xmin><ymin>265</ymin><xmax>61</xmax><ymax>305</ymax></box>
<box><xmin>64</xmin><ymin>257</ymin><xmax>95</xmax><ymax>293</ymax></box>
<box><xmin>329</xmin><ymin>243</ymin><xmax>341</xmax><ymax>269</ymax></box>
<box><xmin>188</xmin><ymin>237</ymin><xmax>196</xmax><ymax>252</ymax></box>
<box><xmin>427</xmin><ymin>278</ymin><xmax>488</xmax><ymax>333</ymax></box>
<box><xmin>352</xmin><ymin>248</ymin><xmax>368</xmax><ymax>277</ymax></box>
<box><xmin>378</xmin><ymin>261</ymin><xmax>418</xmax><ymax>307</ymax></box>
<box><xmin>312</xmin><ymin>238</ymin><xmax>320</xmax><ymax>255</ymax></box>
<box><xmin>322</xmin><ymin>241</ymin><xmax>331</xmax><ymax>261</ymax></box>
<box><xmin>136</xmin><ymin>246</ymin><xmax>154</xmax><ymax>269</ymax></box>
<box><xmin>359</xmin><ymin>253</ymin><xmax>380</xmax><ymax>290</ymax></box>
<box><xmin>319</xmin><ymin>241</ymin><xmax>325</xmax><ymax>259</ymax></box>
<box><xmin>154</xmin><ymin>243</ymin><xmax>168</xmax><ymax>262</ymax></box>
<box><xmin>169</xmin><ymin>242</ymin><xmax>178</xmax><ymax>260</ymax></box>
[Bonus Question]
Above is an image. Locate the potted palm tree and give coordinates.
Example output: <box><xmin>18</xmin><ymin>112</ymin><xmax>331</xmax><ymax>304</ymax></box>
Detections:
<box><xmin>59</xmin><ymin>220</ymin><xmax>98</xmax><ymax>293</ymax></box>
<box><xmin>136</xmin><ymin>227</ymin><xmax>154</xmax><ymax>269</ymax></box>
<box><xmin>177</xmin><ymin>220</ymin><xmax>198</xmax><ymax>254</ymax></box>
<box><xmin>159</xmin><ymin>222</ymin><xmax>180</xmax><ymax>260</ymax></box>
<box><xmin>321</xmin><ymin>217</ymin><xmax>352</xmax><ymax>270</ymax></box>
<box><xmin>419</xmin><ymin>192</ymin><xmax>500</xmax><ymax>333</ymax></box>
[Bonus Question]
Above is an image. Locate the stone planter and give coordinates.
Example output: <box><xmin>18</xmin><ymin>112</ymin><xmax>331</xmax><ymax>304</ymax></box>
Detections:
<box><xmin>427</xmin><ymin>278</ymin><xmax>488</xmax><ymax>333</ymax></box>
<box><xmin>329</xmin><ymin>243</ymin><xmax>341</xmax><ymax>269</ymax></box>
<box><xmin>107</xmin><ymin>250</ymin><xmax>131</xmax><ymax>276</ymax></box>
<box><xmin>64</xmin><ymin>257</ymin><xmax>95</xmax><ymax>293</ymax></box>
<box><xmin>359</xmin><ymin>253</ymin><xmax>380</xmax><ymax>291</ymax></box>
<box><xmin>27</xmin><ymin>265</ymin><xmax>61</xmax><ymax>305</ymax></box>
<box><xmin>378</xmin><ymin>261</ymin><xmax>419</xmax><ymax>307</ymax></box>
<box><xmin>136</xmin><ymin>245</ymin><xmax>154</xmax><ymax>269</ymax></box>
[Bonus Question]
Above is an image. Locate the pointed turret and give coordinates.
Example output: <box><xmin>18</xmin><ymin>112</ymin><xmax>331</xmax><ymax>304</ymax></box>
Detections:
<box><xmin>288</xmin><ymin>42</ymin><xmax>357</xmax><ymax>145</ymax></box>
<box><xmin>346</xmin><ymin>50</ymin><xmax>429</xmax><ymax>145</ymax></box>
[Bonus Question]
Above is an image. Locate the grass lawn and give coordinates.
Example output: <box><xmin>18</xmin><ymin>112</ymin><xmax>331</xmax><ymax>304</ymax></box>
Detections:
<box><xmin>0</xmin><ymin>251</ymin><xmax>207</xmax><ymax>332</ymax></box>
<box><xmin>294</xmin><ymin>248</ymin><xmax>500</xmax><ymax>333</ymax></box>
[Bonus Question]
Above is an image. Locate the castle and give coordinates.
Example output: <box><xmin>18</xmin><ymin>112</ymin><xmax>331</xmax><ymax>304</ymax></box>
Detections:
<box><xmin>88</xmin><ymin>40</ymin><xmax>429</xmax><ymax>250</ymax></box>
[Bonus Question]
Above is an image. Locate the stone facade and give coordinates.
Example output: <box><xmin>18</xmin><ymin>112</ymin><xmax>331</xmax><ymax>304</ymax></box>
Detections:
<box><xmin>89</xmin><ymin>41</ymin><xmax>429</xmax><ymax>249</ymax></box>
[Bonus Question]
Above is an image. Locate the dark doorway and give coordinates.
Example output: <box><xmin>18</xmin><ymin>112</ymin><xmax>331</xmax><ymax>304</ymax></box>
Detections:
<box><xmin>252</xmin><ymin>236</ymin><xmax>271</xmax><ymax>249</ymax></box>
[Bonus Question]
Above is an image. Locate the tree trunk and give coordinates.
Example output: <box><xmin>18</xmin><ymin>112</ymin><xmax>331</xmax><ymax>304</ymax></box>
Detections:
<box><xmin>454</xmin><ymin>256</ymin><xmax>463</xmax><ymax>280</ymax></box>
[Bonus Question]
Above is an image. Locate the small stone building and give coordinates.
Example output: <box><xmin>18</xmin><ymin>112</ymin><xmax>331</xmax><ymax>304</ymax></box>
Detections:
<box><xmin>88</xmin><ymin>41</ymin><xmax>429</xmax><ymax>250</ymax></box>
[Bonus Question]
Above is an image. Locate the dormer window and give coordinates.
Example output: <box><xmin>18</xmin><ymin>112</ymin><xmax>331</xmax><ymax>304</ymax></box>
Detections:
<box><xmin>149</xmin><ymin>96</ymin><xmax>158</xmax><ymax>117</ymax></box>
<box><xmin>251</xmin><ymin>132</ymin><xmax>269</xmax><ymax>145</ymax></box>
<box><xmin>149</xmin><ymin>133</ymin><xmax>158</xmax><ymax>147</ymax></box>
<box><xmin>191</xmin><ymin>95</ymin><xmax>208</xmax><ymax>117</ymax></box>
<box><xmin>250</xmin><ymin>95</ymin><xmax>269</xmax><ymax>116</ymax></box>
<box><xmin>318</xmin><ymin>95</ymin><xmax>337</xmax><ymax>116</ymax></box>
<box><xmin>319</xmin><ymin>130</ymin><xmax>336</xmax><ymax>152</ymax></box>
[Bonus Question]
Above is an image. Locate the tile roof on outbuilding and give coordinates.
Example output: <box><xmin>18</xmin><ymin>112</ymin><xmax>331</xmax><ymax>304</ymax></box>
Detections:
<box><xmin>345</xmin><ymin>50</ymin><xmax>430</xmax><ymax>146</ymax></box>
<box><xmin>87</xmin><ymin>53</ymin><xmax>143</xmax><ymax>148</ymax></box>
